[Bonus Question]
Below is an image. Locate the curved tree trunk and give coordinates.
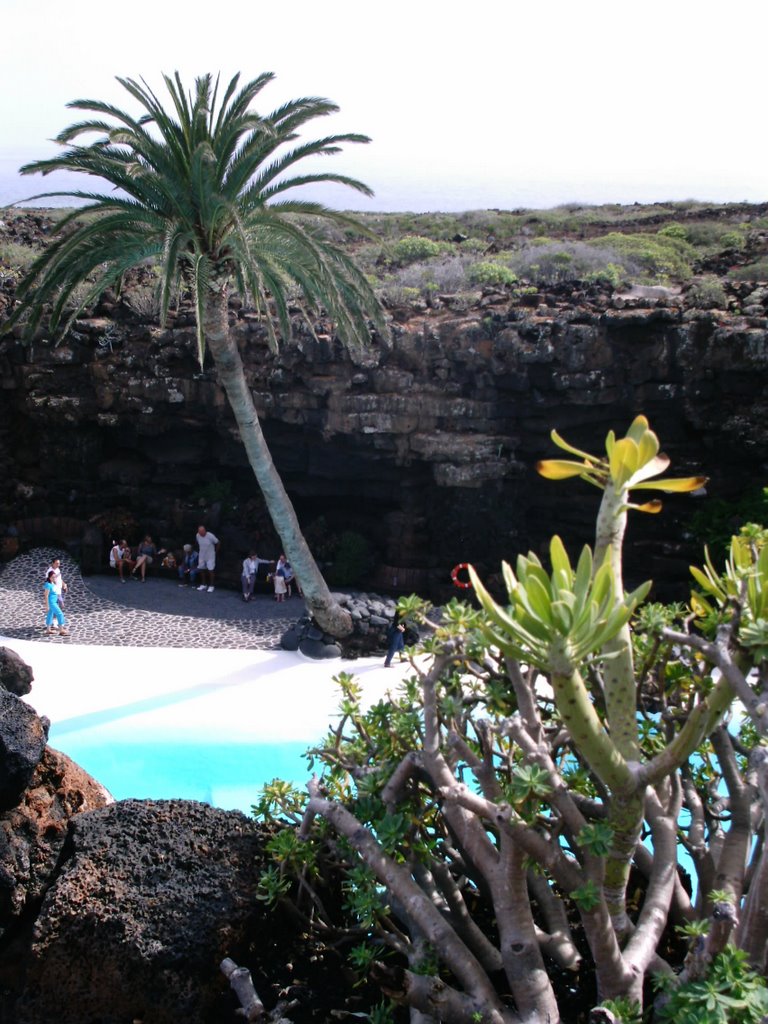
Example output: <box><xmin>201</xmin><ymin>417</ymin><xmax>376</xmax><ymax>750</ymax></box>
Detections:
<box><xmin>203</xmin><ymin>286</ymin><xmax>353</xmax><ymax>638</ymax></box>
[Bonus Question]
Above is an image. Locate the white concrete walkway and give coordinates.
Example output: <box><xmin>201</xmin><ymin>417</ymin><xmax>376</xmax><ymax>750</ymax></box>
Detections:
<box><xmin>4</xmin><ymin>637</ymin><xmax>413</xmax><ymax>812</ymax></box>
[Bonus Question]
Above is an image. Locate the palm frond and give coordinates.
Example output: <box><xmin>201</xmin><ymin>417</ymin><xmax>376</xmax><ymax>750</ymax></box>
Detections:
<box><xmin>11</xmin><ymin>69</ymin><xmax>387</xmax><ymax>362</ymax></box>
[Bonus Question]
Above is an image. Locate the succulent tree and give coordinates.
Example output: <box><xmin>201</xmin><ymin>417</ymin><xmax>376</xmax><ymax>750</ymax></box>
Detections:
<box><xmin>253</xmin><ymin>418</ymin><xmax>768</xmax><ymax>1023</ymax></box>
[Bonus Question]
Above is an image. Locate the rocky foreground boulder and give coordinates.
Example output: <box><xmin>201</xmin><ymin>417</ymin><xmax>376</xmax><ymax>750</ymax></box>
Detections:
<box><xmin>0</xmin><ymin>744</ymin><xmax>111</xmax><ymax>936</ymax></box>
<box><xmin>0</xmin><ymin>646</ymin><xmax>34</xmax><ymax>696</ymax></box>
<box><xmin>0</xmin><ymin>689</ymin><xmax>48</xmax><ymax>812</ymax></box>
<box><xmin>9</xmin><ymin>800</ymin><xmax>267</xmax><ymax>1024</ymax></box>
<box><xmin>0</xmin><ymin>647</ymin><xmax>365</xmax><ymax>1023</ymax></box>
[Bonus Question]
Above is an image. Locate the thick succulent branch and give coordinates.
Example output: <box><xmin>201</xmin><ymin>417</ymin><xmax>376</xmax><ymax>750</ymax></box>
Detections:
<box><xmin>623</xmin><ymin>786</ymin><xmax>680</xmax><ymax>975</ymax></box>
<box><xmin>736</xmin><ymin>747</ymin><xmax>768</xmax><ymax>971</ymax></box>
<box><xmin>550</xmin><ymin>665</ymin><xmax>633</xmax><ymax>793</ymax></box>
<box><xmin>304</xmin><ymin>778</ymin><xmax>510</xmax><ymax>1020</ymax></box>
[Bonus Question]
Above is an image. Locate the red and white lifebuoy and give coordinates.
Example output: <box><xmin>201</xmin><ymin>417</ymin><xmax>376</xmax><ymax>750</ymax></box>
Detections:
<box><xmin>451</xmin><ymin>563</ymin><xmax>472</xmax><ymax>589</ymax></box>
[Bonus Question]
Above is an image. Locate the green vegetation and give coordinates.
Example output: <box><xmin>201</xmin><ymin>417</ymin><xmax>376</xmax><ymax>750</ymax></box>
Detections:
<box><xmin>729</xmin><ymin>258</ymin><xmax>768</xmax><ymax>282</ymax></box>
<box><xmin>686</xmin><ymin>275</ymin><xmax>729</xmax><ymax>309</ymax></box>
<box><xmin>6</xmin><ymin>196</ymin><xmax>768</xmax><ymax>314</ymax></box>
<box><xmin>690</xmin><ymin>485</ymin><xmax>768</xmax><ymax>556</ymax></box>
<box><xmin>327</xmin><ymin>530</ymin><xmax>374</xmax><ymax>586</ymax></box>
<box><xmin>654</xmin><ymin>947</ymin><xmax>768</xmax><ymax>1024</ymax></box>
<box><xmin>389</xmin><ymin>235</ymin><xmax>449</xmax><ymax>265</ymax></box>
<box><xmin>589</xmin><ymin>231</ymin><xmax>696</xmax><ymax>281</ymax></box>
<box><xmin>253</xmin><ymin>417</ymin><xmax>768</xmax><ymax>1022</ymax></box>
<box><xmin>466</xmin><ymin>260</ymin><xmax>518</xmax><ymax>287</ymax></box>
<box><xmin>0</xmin><ymin>239</ymin><xmax>41</xmax><ymax>277</ymax></box>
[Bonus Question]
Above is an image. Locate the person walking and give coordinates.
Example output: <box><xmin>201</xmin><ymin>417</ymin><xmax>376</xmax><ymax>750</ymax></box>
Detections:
<box><xmin>44</xmin><ymin>569</ymin><xmax>69</xmax><ymax>636</ymax></box>
<box><xmin>384</xmin><ymin>614</ymin><xmax>406</xmax><ymax>668</ymax></box>
<box><xmin>195</xmin><ymin>525</ymin><xmax>220</xmax><ymax>593</ymax></box>
<box><xmin>46</xmin><ymin>556</ymin><xmax>68</xmax><ymax>607</ymax></box>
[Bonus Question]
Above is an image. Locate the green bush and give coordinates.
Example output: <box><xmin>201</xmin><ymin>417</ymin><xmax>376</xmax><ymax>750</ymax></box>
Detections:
<box><xmin>728</xmin><ymin>258</ymin><xmax>768</xmax><ymax>282</ymax></box>
<box><xmin>720</xmin><ymin>228</ymin><xmax>748</xmax><ymax>250</ymax></box>
<box><xmin>584</xmin><ymin>262</ymin><xmax>628</xmax><ymax>289</ymax></box>
<box><xmin>328</xmin><ymin>530</ymin><xmax>374</xmax><ymax>586</ymax></box>
<box><xmin>467</xmin><ymin>260</ymin><xmax>518</xmax><ymax>287</ymax></box>
<box><xmin>658</xmin><ymin>223</ymin><xmax>689</xmax><ymax>241</ymax></box>
<box><xmin>687</xmin><ymin>275</ymin><xmax>728</xmax><ymax>309</ymax></box>
<box><xmin>680</xmin><ymin>221</ymin><xmax>746</xmax><ymax>250</ymax></box>
<box><xmin>511</xmin><ymin>241</ymin><xmax>631</xmax><ymax>287</ymax></box>
<box><xmin>591</xmin><ymin>232</ymin><xmax>695</xmax><ymax>281</ymax></box>
<box><xmin>654</xmin><ymin>947</ymin><xmax>768</xmax><ymax>1024</ymax></box>
<box><xmin>390</xmin><ymin>235</ymin><xmax>446</xmax><ymax>265</ymax></box>
<box><xmin>0</xmin><ymin>239</ymin><xmax>40</xmax><ymax>275</ymax></box>
<box><xmin>690</xmin><ymin>486</ymin><xmax>768</xmax><ymax>556</ymax></box>
<box><xmin>457</xmin><ymin>236</ymin><xmax>488</xmax><ymax>253</ymax></box>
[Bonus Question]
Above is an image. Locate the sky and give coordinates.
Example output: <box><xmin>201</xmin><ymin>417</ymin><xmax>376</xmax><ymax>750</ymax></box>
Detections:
<box><xmin>1</xmin><ymin>0</ymin><xmax>766</xmax><ymax>212</ymax></box>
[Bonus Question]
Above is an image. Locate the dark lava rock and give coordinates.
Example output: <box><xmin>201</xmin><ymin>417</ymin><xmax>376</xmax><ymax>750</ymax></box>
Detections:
<box><xmin>299</xmin><ymin>637</ymin><xmax>342</xmax><ymax>659</ymax></box>
<box><xmin>0</xmin><ymin>691</ymin><xmax>47</xmax><ymax>812</ymax></box>
<box><xmin>0</xmin><ymin>647</ymin><xmax>33</xmax><ymax>696</ymax></box>
<box><xmin>10</xmin><ymin>799</ymin><xmax>266</xmax><ymax>1024</ymax></box>
<box><xmin>0</xmin><ymin>745</ymin><xmax>111</xmax><ymax>937</ymax></box>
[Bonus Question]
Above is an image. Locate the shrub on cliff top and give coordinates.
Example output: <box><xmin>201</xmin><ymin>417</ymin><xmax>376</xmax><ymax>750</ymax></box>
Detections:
<box><xmin>686</xmin><ymin>275</ymin><xmax>728</xmax><ymax>310</ymax></box>
<box><xmin>389</xmin><ymin>235</ymin><xmax>450</xmax><ymax>265</ymax></box>
<box><xmin>591</xmin><ymin>231</ymin><xmax>695</xmax><ymax>281</ymax></box>
<box><xmin>728</xmin><ymin>258</ymin><xmax>768</xmax><ymax>282</ymax></box>
<box><xmin>0</xmin><ymin>239</ymin><xmax>41</xmax><ymax>277</ymax></box>
<box><xmin>509</xmin><ymin>240</ymin><xmax>632</xmax><ymax>287</ymax></box>
<box><xmin>467</xmin><ymin>260</ymin><xmax>518</xmax><ymax>287</ymax></box>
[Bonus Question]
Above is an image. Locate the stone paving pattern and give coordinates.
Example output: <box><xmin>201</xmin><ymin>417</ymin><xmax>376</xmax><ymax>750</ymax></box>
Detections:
<box><xmin>0</xmin><ymin>548</ymin><xmax>304</xmax><ymax>648</ymax></box>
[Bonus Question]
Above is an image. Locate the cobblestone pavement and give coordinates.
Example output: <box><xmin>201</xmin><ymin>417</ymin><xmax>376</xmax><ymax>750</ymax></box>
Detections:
<box><xmin>0</xmin><ymin>547</ymin><xmax>305</xmax><ymax>649</ymax></box>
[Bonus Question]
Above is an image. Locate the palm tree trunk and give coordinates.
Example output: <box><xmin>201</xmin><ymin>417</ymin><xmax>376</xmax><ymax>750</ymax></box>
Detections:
<box><xmin>203</xmin><ymin>286</ymin><xmax>353</xmax><ymax>638</ymax></box>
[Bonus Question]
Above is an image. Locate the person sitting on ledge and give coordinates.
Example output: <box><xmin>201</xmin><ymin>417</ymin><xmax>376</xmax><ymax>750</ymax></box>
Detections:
<box><xmin>131</xmin><ymin>535</ymin><xmax>166</xmax><ymax>581</ymax></box>
<box><xmin>109</xmin><ymin>539</ymin><xmax>135</xmax><ymax>582</ymax></box>
<box><xmin>177</xmin><ymin>545</ymin><xmax>199</xmax><ymax>587</ymax></box>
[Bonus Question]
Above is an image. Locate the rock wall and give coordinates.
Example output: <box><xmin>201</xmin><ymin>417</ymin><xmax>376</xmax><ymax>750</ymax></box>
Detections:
<box><xmin>2</xmin><ymin>284</ymin><xmax>767</xmax><ymax>598</ymax></box>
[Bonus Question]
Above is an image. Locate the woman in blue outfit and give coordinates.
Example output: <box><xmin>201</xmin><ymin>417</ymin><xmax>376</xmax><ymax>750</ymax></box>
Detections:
<box><xmin>44</xmin><ymin>569</ymin><xmax>69</xmax><ymax>635</ymax></box>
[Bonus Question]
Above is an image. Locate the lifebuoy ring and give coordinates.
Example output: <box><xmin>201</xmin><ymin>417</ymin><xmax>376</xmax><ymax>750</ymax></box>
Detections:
<box><xmin>451</xmin><ymin>563</ymin><xmax>472</xmax><ymax>589</ymax></box>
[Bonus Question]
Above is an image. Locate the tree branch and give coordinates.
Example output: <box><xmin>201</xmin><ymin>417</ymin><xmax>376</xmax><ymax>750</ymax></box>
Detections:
<box><xmin>305</xmin><ymin>777</ymin><xmax>510</xmax><ymax>1020</ymax></box>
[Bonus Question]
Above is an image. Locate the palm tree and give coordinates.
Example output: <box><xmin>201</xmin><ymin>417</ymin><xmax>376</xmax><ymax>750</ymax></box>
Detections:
<box><xmin>8</xmin><ymin>72</ymin><xmax>388</xmax><ymax>638</ymax></box>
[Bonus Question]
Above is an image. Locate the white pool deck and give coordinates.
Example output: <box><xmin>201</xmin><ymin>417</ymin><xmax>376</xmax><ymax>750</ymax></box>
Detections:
<box><xmin>4</xmin><ymin>637</ymin><xmax>414</xmax><ymax>811</ymax></box>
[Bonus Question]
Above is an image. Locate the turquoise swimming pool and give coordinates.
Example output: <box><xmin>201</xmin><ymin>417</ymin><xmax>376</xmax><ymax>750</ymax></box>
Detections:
<box><xmin>50</xmin><ymin>728</ymin><xmax>312</xmax><ymax>814</ymax></box>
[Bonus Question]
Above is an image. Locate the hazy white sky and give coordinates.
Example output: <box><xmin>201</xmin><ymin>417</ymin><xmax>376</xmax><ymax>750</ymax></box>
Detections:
<box><xmin>2</xmin><ymin>0</ymin><xmax>766</xmax><ymax>211</ymax></box>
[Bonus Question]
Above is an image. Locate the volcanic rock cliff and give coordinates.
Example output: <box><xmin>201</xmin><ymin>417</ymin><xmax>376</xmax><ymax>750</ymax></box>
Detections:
<box><xmin>1</xmin><ymin>219</ymin><xmax>767</xmax><ymax>598</ymax></box>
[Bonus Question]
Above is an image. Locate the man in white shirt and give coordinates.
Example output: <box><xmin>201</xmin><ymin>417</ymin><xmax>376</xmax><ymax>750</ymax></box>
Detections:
<box><xmin>46</xmin><ymin>556</ymin><xmax>68</xmax><ymax>605</ymax></box>
<box><xmin>241</xmin><ymin>550</ymin><xmax>273</xmax><ymax>602</ymax></box>
<box><xmin>195</xmin><ymin>526</ymin><xmax>220</xmax><ymax>593</ymax></box>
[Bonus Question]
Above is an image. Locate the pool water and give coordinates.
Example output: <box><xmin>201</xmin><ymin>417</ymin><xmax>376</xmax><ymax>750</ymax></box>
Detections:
<box><xmin>50</xmin><ymin>729</ymin><xmax>312</xmax><ymax>814</ymax></box>
<box><xmin>9</xmin><ymin>640</ymin><xmax>394</xmax><ymax>819</ymax></box>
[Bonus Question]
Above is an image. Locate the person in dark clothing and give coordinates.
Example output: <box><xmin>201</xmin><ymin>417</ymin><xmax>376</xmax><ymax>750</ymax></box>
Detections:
<box><xmin>384</xmin><ymin>614</ymin><xmax>407</xmax><ymax>668</ymax></box>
